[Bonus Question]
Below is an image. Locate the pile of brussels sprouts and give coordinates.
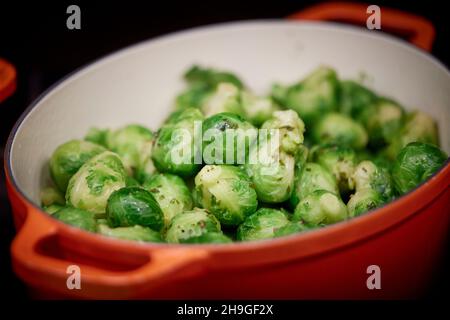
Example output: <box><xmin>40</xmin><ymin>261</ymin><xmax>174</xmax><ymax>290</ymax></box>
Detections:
<box><xmin>41</xmin><ymin>65</ymin><xmax>448</xmax><ymax>244</ymax></box>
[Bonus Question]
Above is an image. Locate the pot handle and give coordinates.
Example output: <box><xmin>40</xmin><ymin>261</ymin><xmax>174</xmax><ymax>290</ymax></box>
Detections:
<box><xmin>288</xmin><ymin>2</ymin><xmax>435</xmax><ymax>52</ymax></box>
<box><xmin>11</xmin><ymin>207</ymin><xmax>209</xmax><ymax>299</ymax></box>
<box><xmin>0</xmin><ymin>58</ymin><xmax>17</xmax><ymax>103</ymax></box>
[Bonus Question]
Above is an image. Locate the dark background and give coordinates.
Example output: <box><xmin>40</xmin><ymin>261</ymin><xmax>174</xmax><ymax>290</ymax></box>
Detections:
<box><xmin>0</xmin><ymin>0</ymin><xmax>449</xmax><ymax>300</ymax></box>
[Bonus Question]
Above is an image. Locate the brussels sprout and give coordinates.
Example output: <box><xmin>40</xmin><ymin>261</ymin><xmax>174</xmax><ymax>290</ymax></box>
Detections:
<box><xmin>105</xmin><ymin>124</ymin><xmax>154</xmax><ymax>174</ymax></box>
<box><xmin>98</xmin><ymin>224</ymin><xmax>163</xmax><ymax>243</ymax></box>
<box><xmin>245</xmin><ymin>144</ymin><xmax>296</xmax><ymax>203</ymax></box>
<box><xmin>309</xmin><ymin>144</ymin><xmax>357</xmax><ymax>194</ymax></box>
<box><xmin>194</xmin><ymin>165</ymin><xmax>258</xmax><ymax>226</ymax></box>
<box><xmin>142</xmin><ymin>173</ymin><xmax>193</xmax><ymax>226</ymax></box>
<box><xmin>50</xmin><ymin>140</ymin><xmax>106</xmax><ymax>192</ymax></box>
<box><xmin>152</xmin><ymin>108</ymin><xmax>204</xmax><ymax>177</ymax></box>
<box><xmin>312</xmin><ymin>113</ymin><xmax>368</xmax><ymax>149</ymax></box>
<box><xmin>43</xmin><ymin>204</ymin><xmax>64</xmax><ymax>215</ymax></box>
<box><xmin>164</xmin><ymin>107</ymin><xmax>204</xmax><ymax>125</ymax></box>
<box><xmin>339</xmin><ymin>80</ymin><xmax>377</xmax><ymax>119</ymax></box>
<box><xmin>165</xmin><ymin>208</ymin><xmax>221</xmax><ymax>243</ymax></box>
<box><xmin>202</xmin><ymin>112</ymin><xmax>256</xmax><ymax>164</ymax></box>
<box><xmin>293</xmin><ymin>190</ymin><xmax>348</xmax><ymax>227</ymax></box>
<box><xmin>261</xmin><ymin>110</ymin><xmax>305</xmax><ymax>154</ymax></box>
<box><xmin>290</xmin><ymin>162</ymin><xmax>339</xmax><ymax>208</ymax></box>
<box><xmin>347</xmin><ymin>188</ymin><xmax>383</xmax><ymax>217</ymax></box>
<box><xmin>176</xmin><ymin>84</ymin><xmax>212</xmax><ymax>109</ymax></box>
<box><xmin>273</xmin><ymin>221</ymin><xmax>309</xmax><ymax>238</ymax></box>
<box><xmin>66</xmin><ymin>151</ymin><xmax>127</xmax><ymax>214</ymax></box>
<box><xmin>53</xmin><ymin>207</ymin><xmax>97</xmax><ymax>232</ymax></box>
<box><xmin>183</xmin><ymin>65</ymin><xmax>244</xmax><ymax>89</ymax></box>
<box><xmin>201</xmin><ymin>83</ymin><xmax>244</xmax><ymax>117</ymax></box>
<box><xmin>240</xmin><ymin>91</ymin><xmax>280</xmax><ymax>126</ymax></box>
<box><xmin>176</xmin><ymin>65</ymin><xmax>244</xmax><ymax>109</ymax></box>
<box><xmin>272</xmin><ymin>66</ymin><xmax>339</xmax><ymax>126</ymax></box>
<box><xmin>237</xmin><ymin>208</ymin><xmax>290</xmax><ymax>241</ymax></box>
<box><xmin>84</xmin><ymin>127</ymin><xmax>110</xmax><ymax>147</ymax></box>
<box><xmin>244</xmin><ymin>112</ymin><xmax>305</xmax><ymax>203</ymax></box>
<box><xmin>352</xmin><ymin>160</ymin><xmax>394</xmax><ymax>200</ymax></box>
<box><xmin>106</xmin><ymin>186</ymin><xmax>164</xmax><ymax>231</ymax></box>
<box><xmin>40</xmin><ymin>186</ymin><xmax>65</xmax><ymax>207</ymax></box>
<box><xmin>85</xmin><ymin>125</ymin><xmax>156</xmax><ymax>180</ymax></box>
<box><xmin>181</xmin><ymin>232</ymin><xmax>232</xmax><ymax>244</ymax></box>
<box><xmin>271</xmin><ymin>83</ymin><xmax>289</xmax><ymax>107</ymax></box>
<box><xmin>385</xmin><ymin>111</ymin><xmax>440</xmax><ymax>159</ymax></box>
<box><xmin>362</xmin><ymin>98</ymin><xmax>404</xmax><ymax>148</ymax></box>
<box><xmin>392</xmin><ymin>142</ymin><xmax>448</xmax><ymax>194</ymax></box>
<box><xmin>346</xmin><ymin>159</ymin><xmax>395</xmax><ymax>216</ymax></box>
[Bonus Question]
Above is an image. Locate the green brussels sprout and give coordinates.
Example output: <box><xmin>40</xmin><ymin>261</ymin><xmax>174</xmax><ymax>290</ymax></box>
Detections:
<box><xmin>43</xmin><ymin>204</ymin><xmax>64</xmax><ymax>215</ymax></box>
<box><xmin>347</xmin><ymin>188</ymin><xmax>383</xmax><ymax>217</ymax></box>
<box><xmin>346</xmin><ymin>159</ymin><xmax>395</xmax><ymax>216</ymax></box>
<box><xmin>293</xmin><ymin>190</ymin><xmax>348</xmax><ymax>227</ymax></box>
<box><xmin>202</xmin><ymin>112</ymin><xmax>256</xmax><ymax>164</ymax></box>
<box><xmin>194</xmin><ymin>165</ymin><xmax>258</xmax><ymax>226</ymax></box>
<box><xmin>392</xmin><ymin>142</ymin><xmax>448</xmax><ymax>194</ymax></box>
<box><xmin>385</xmin><ymin>111</ymin><xmax>440</xmax><ymax>159</ymax></box>
<box><xmin>50</xmin><ymin>140</ymin><xmax>106</xmax><ymax>192</ymax></box>
<box><xmin>245</xmin><ymin>144</ymin><xmax>296</xmax><ymax>203</ymax></box>
<box><xmin>311</xmin><ymin>112</ymin><xmax>368</xmax><ymax>149</ymax></box>
<box><xmin>165</xmin><ymin>208</ymin><xmax>221</xmax><ymax>243</ymax></box>
<box><xmin>142</xmin><ymin>173</ymin><xmax>193</xmax><ymax>226</ymax></box>
<box><xmin>176</xmin><ymin>65</ymin><xmax>244</xmax><ymax>110</ymax></box>
<box><xmin>106</xmin><ymin>186</ymin><xmax>164</xmax><ymax>231</ymax></box>
<box><xmin>237</xmin><ymin>208</ymin><xmax>290</xmax><ymax>241</ymax></box>
<box><xmin>66</xmin><ymin>151</ymin><xmax>127</xmax><ymax>214</ymax></box>
<box><xmin>40</xmin><ymin>186</ymin><xmax>65</xmax><ymax>207</ymax></box>
<box><xmin>273</xmin><ymin>221</ymin><xmax>309</xmax><ymax>238</ymax></box>
<box><xmin>164</xmin><ymin>107</ymin><xmax>204</xmax><ymax>125</ymax></box>
<box><xmin>181</xmin><ymin>232</ymin><xmax>232</xmax><ymax>244</ymax></box>
<box><xmin>271</xmin><ymin>83</ymin><xmax>289</xmax><ymax>107</ymax></box>
<box><xmin>244</xmin><ymin>112</ymin><xmax>306</xmax><ymax>203</ymax></box>
<box><xmin>261</xmin><ymin>110</ymin><xmax>305</xmax><ymax>154</ymax></box>
<box><xmin>339</xmin><ymin>80</ymin><xmax>377</xmax><ymax>119</ymax></box>
<box><xmin>84</xmin><ymin>127</ymin><xmax>110</xmax><ymax>148</ymax></box>
<box><xmin>201</xmin><ymin>83</ymin><xmax>245</xmax><ymax>117</ymax></box>
<box><xmin>53</xmin><ymin>207</ymin><xmax>97</xmax><ymax>232</ymax></box>
<box><xmin>176</xmin><ymin>84</ymin><xmax>212</xmax><ymax>109</ymax></box>
<box><xmin>98</xmin><ymin>224</ymin><xmax>163</xmax><ymax>243</ymax></box>
<box><xmin>152</xmin><ymin>108</ymin><xmax>204</xmax><ymax>177</ymax></box>
<box><xmin>272</xmin><ymin>66</ymin><xmax>339</xmax><ymax>126</ymax></box>
<box><xmin>183</xmin><ymin>65</ymin><xmax>244</xmax><ymax>89</ymax></box>
<box><xmin>362</xmin><ymin>98</ymin><xmax>404</xmax><ymax>148</ymax></box>
<box><xmin>105</xmin><ymin>124</ymin><xmax>154</xmax><ymax>174</ymax></box>
<box><xmin>240</xmin><ymin>91</ymin><xmax>280</xmax><ymax>126</ymax></box>
<box><xmin>290</xmin><ymin>162</ymin><xmax>339</xmax><ymax>208</ymax></box>
<box><xmin>309</xmin><ymin>144</ymin><xmax>357</xmax><ymax>194</ymax></box>
<box><xmin>352</xmin><ymin>160</ymin><xmax>394</xmax><ymax>200</ymax></box>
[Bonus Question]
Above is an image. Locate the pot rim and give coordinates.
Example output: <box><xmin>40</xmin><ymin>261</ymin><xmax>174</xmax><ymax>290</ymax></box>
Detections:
<box><xmin>4</xmin><ymin>19</ymin><xmax>450</xmax><ymax>254</ymax></box>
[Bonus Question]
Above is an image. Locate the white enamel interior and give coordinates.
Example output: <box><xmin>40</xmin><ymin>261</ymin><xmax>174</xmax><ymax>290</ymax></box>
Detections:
<box><xmin>8</xmin><ymin>21</ymin><xmax>450</xmax><ymax>204</ymax></box>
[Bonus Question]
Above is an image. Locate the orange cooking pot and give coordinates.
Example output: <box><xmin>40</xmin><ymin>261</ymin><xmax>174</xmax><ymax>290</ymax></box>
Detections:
<box><xmin>5</xmin><ymin>2</ymin><xmax>450</xmax><ymax>299</ymax></box>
